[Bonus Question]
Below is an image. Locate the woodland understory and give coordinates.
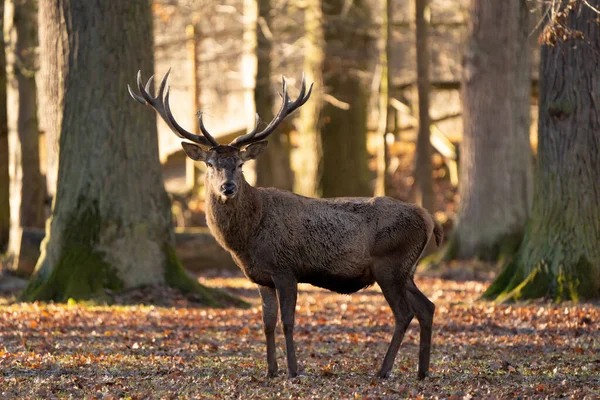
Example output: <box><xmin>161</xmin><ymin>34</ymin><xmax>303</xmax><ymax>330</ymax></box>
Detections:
<box><xmin>1</xmin><ymin>266</ymin><xmax>598</xmax><ymax>399</ymax></box>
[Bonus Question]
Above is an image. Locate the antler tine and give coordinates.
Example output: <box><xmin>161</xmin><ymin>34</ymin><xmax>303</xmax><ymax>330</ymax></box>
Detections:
<box><xmin>229</xmin><ymin>75</ymin><xmax>312</xmax><ymax>148</ymax></box>
<box><xmin>196</xmin><ymin>111</ymin><xmax>220</xmax><ymax>147</ymax></box>
<box><xmin>128</xmin><ymin>70</ymin><xmax>214</xmax><ymax>147</ymax></box>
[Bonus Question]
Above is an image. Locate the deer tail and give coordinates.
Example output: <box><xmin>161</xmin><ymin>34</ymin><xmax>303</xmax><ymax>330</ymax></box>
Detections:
<box><xmin>433</xmin><ymin>219</ymin><xmax>444</xmax><ymax>247</ymax></box>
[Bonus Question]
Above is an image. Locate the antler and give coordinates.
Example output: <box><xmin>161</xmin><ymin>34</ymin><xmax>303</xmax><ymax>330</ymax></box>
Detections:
<box><xmin>128</xmin><ymin>70</ymin><xmax>219</xmax><ymax>147</ymax></box>
<box><xmin>229</xmin><ymin>74</ymin><xmax>313</xmax><ymax>148</ymax></box>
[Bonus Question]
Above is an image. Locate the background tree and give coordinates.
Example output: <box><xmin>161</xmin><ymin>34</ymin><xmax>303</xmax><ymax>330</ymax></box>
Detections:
<box><xmin>24</xmin><ymin>1</ymin><xmax>241</xmax><ymax>306</ymax></box>
<box><xmin>5</xmin><ymin>0</ymin><xmax>45</xmax><ymax>257</ymax></box>
<box><xmin>410</xmin><ymin>0</ymin><xmax>434</xmax><ymax>212</ymax></box>
<box><xmin>296</xmin><ymin>0</ymin><xmax>324</xmax><ymax>197</ymax></box>
<box><xmin>443</xmin><ymin>0</ymin><xmax>532</xmax><ymax>261</ymax></box>
<box><xmin>0</xmin><ymin>0</ymin><xmax>9</xmax><ymax>252</ymax></box>
<box><xmin>320</xmin><ymin>0</ymin><xmax>372</xmax><ymax>197</ymax></box>
<box><xmin>485</xmin><ymin>1</ymin><xmax>600</xmax><ymax>302</ymax></box>
<box><xmin>374</xmin><ymin>0</ymin><xmax>392</xmax><ymax>197</ymax></box>
<box><xmin>253</xmin><ymin>0</ymin><xmax>294</xmax><ymax>190</ymax></box>
<box><xmin>36</xmin><ymin>0</ymin><xmax>61</xmax><ymax>200</ymax></box>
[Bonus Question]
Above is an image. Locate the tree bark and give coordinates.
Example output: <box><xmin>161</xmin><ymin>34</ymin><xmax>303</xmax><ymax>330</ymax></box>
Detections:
<box><xmin>295</xmin><ymin>0</ymin><xmax>323</xmax><ymax>197</ymax></box>
<box><xmin>446</xmin><ymin>0</ymin><xmax>532</xmax><ymax>262</ymax></box>
<box><xmin>484</xmin><ymin>1</ymin><xmax>600</xmax><ymax>302</ymax></box>
<box><xmin>24</xmin><ymin>1</ymin><xmax>244</xmax><ymax>307</ymax></box>
<box><xmin>374</xmin><ymin>0</ymin><xmax>392</xmax><ymax>197</ymax></box>
<box><xmin>411</xmin><ymin>0</ymin><xmax>434</xmax><ymax>212</ymax></box>
<box><xmin>254</xmin><ymin>0</ymin><xmax>294</xmax><ymax>190</ymax></box>
<box><xmin>0</xmin><ymin>0</ymin><xmax>9</xmax><ymax>252</ymax></box>
<box><xmin>320</xmin><ymin>0</ymin><xmax>372</xmax><ymax>198</ymax></box>
<box><xmin>5</xmin><ymin>0</ymin><xmax>45</xmax><ymax>259</ymax></box>
<box><xmin>36</xmin><ymin>0</ymin><xmax>62</xmax><ymax>200</ymax></box>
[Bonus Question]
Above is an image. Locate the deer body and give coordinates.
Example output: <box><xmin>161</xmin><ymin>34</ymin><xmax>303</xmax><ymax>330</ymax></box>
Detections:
<box><xmin>129</xmin><ymin>70</ymin><xmax>441</xmax><ymax>380</ymax></box>
<box><xmin>206</xmin><ymin>180</ymin><xmax>434</xmax><ymax>295</ymax></box>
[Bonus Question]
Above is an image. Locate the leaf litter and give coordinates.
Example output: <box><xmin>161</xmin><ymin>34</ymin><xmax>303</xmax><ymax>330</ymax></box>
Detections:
<box><xmin>0</xmin><ymin>270</ymin><xmax>599</xmax><ymax>399</ymax></box>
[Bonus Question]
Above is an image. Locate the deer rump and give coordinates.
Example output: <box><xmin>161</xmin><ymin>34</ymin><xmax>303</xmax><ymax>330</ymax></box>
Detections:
<box><xmin>239</xmin><ymin>190</ymin><xmax>432</xmax><ymax>295</ymax></box>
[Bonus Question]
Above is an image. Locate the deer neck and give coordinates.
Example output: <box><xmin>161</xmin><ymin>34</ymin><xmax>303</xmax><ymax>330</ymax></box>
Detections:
<box><xmin>204</xmin><ymin>177</ymin><xmax>262</xmax><ymax>253</ymax></box>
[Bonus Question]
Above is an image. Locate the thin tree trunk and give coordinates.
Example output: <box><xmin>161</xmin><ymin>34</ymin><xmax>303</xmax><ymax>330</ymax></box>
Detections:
<box><xmin>411</xmin><ymin>0</ymin><xmax>434</xmax><ymax>212</ymax></box>
<box><xmin>0</xmin><ymin>0</ymin><xmax>9</xmax><ymax>252</ymax></box>
<box><xmin>320</xmin><ymin>0</ymin><xmax>371</xmax><ymax>198</ymax></box>
<box><xmin>484</xmin><ymin>1</ymin><xmax>600</xmax><ymax>302</ymax></box>
<box><xmin>295</xmin><ymin>0</ymin><xmax>323</xmax><ymax>197</ymax></box>
<box><xmin>24</xmin><ymin>1</ymin><xmax>243</xmax><ymax>306</ymax></box>
<box><xmin>374</xmin><ymin>0</ymin><xmax>392</xmax><ymax>197</ymax></box>
<box><xmin>36</xmin><ymin>0</ymin><xmax>63</xmax><ymax>200</ymax></box>
<box><xmin>254</xmin><ymin>0</ymin><xmax>293</xmax><ymax>190</ymax></box>
<box><xmin>445</xmin><ymin>0</ymin><xmax>532</xmax><ymax>262</ymax></box>
<box><xmin>5</xmin><ymin>0</ymin><xmax>45</xmax><ymax>259</ymax></box>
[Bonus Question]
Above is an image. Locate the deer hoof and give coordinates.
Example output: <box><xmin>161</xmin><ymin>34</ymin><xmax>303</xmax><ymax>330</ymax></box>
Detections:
<box><xmin>266</xmin><ymin>371</ymin><xmax>278</xmax><ymax>378</ymax></box>
<box><xmin>376</xmin><ymin>370</ymin><xmax>391</xmax><ymax>379</ymax></box>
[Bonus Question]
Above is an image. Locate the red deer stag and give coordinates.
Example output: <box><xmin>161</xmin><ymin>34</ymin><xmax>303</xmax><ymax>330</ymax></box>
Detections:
<box><xmin>128</xmin><ymin>70</ymin><xmax>442</xmax><ymax>379</ymax></box>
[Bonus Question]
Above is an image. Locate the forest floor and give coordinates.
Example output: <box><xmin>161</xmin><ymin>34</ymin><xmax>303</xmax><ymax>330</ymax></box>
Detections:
<box><xmin>0</xmin><ymin>266</ymin><xmax>599</xmax><ymax>399</ymax></box>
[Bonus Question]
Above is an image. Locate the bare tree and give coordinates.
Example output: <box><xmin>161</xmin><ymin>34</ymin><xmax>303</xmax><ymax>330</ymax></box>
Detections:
<box><xmin>320</xmin><ymin>0</ymin><xmax>372</xmax><ymax>197</ymax></box>
<box><xmin>485</xmin><ymin>1</ymin><xmax>600</xmax><ymax>301</ymax></box>
<box><xmin>444</xmin><ymin>0</ymin><xmax>532</xmax><ymax>262</ymax></box>
<box><xmin>295</xmin><ymin>0</ymin><xmax>324</xmax><ymax>197</ymax></box>
<box><xmin>374</xmin><ymin>0</ymin><xmax>392</xmax><ymax>197</ymax></box>
<box><xmin>24</xmin><ymin>1</ymin><xmax>241</xmax><ymax>306</ymax></box>
<box><xmin>410</xmin><ymin>0</ymin><xmax>434</xmax><ymax>212</ymax></box>
<box><xmin>5</xmin><ymin>0</ymin><xmax>45</xmax><ymax>257</ymax></box>
<box><xmin>0</xmin><ymin>0</ymin><xmax>8</xmax><ymax>252</ymax></box>
<box><xmin>253</xmin><ymin>0</ymin><xmax>294</xmax><ymax>190</ymax></box>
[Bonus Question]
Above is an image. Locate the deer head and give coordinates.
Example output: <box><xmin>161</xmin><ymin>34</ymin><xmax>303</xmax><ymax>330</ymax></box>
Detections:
<box><xmin>128</xmin><ymin>70</ymin><xmax>312</xmax><ymax>200</ymax></box>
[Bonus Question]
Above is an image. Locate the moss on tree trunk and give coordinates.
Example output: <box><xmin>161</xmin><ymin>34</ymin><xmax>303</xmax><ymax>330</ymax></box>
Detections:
<box><xmin>26</xmin><ymin>1</ymin><xmax>245</xmax><ymax>307</ymax></box>
<box><xmin>484</xmin><ymin>1</ymin><xmax>600</xmax><ymax>302</ymax></box>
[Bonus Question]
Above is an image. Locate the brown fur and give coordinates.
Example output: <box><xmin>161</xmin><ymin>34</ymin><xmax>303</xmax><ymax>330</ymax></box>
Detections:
<box><xmin>188</xmin><ymin>144</ymin><xmax>441</xmax><ymax>380</ymax></box>
<box><xmin>129</xmin><ymin>69</ymin><xmax>439</xmax><ymax>380</ymax></box>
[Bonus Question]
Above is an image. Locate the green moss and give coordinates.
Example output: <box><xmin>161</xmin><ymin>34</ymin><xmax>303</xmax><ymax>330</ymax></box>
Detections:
<box><xmin>164</xmin><ymin>245</ymin><xmax>249</xmax><ymax>308</ymax></box>
<box><xmin>22</xmin><ymin>204</ymin><xmax>123</xmax><ymax>302</ymax></box>
<box><xmin>496</xmin><ymin>261</ymin><xmax>553</xmax><ymax>303</ymax></box>
<box><xmin>555</xmin><ymin>256</ymin><xmax>598</xmax><ymax>302</ymax></box>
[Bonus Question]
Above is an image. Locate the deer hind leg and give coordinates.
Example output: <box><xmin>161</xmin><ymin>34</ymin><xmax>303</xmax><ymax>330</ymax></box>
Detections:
<box><xmin>273</xmin><ymin>275</ymin><xmax>299</xmax><ymax>378</ymax></box>
<box><xmin>375</xmin><ymin>268</ymin><xmax>414</xmax><ymax>378</ymax></box>
<box><xmin>258</xmin><ymin>286</ymin><xmax>279</xmax><ymax>378</ymax></box>
<box><xmin>406</xmin><ymin>279</ymin><xmax>435</xmax><ymax>379</ymax></box>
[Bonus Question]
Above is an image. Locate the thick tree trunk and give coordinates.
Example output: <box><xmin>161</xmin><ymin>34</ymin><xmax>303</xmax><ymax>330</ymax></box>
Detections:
<box><xmin>484</xmin><ymin>1</ymin><xmax>600</xmax><ymax>302</ymax></box>
<box><xmin>0</xmin><ymin>0</ymin><xmax>9</xmax><ymax>252</ymax></box>
<box><xmin>411</xmin><ymin>0</ymin><xmax>434</xmax><ymax>212</ymax></box>
<box><xmin>253</xmin><ymin>0</ymin><xmax>294</xmax><ymax>190</ymax></box>
<box><xmin>5</xmin><ymin>0</ymin><xmax>45</xmax><ymax>259</ymax></box>
<box><xmin>320</xmin><ymin>0</ymin><xmax>372</xmax><ymax>198</ymax></box>
<box><xmin>24</xmin><ymin>1</ymin><xmax>243</xmax><ymax>306</ymax></box>
<box><xmin>446</xmin><ymin>0</ymin><xmax>532</xmax><ymax>262</ymax></box>
<box><xmin>295</xmin><ymin>0</ymin><xmax>323</xmax><ymax>197</ymax></box>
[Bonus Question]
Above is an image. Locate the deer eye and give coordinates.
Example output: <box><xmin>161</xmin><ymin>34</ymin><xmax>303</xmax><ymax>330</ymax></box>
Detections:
<box><xmin>206</xmin><ymin>161</ymin><xmax>214</xmax><ymax>168</ymax></box>
<box><xmin>237</xmin><ymin>163</ymin><xmax>244</xmax><ymax>169</ymax></box>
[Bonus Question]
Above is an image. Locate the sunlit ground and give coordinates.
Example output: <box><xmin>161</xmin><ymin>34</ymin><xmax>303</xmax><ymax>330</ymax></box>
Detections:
<box><xmin>0</xmin><ymin>269</ymin><xmax>599</xmax><ymax>399</ymax></box>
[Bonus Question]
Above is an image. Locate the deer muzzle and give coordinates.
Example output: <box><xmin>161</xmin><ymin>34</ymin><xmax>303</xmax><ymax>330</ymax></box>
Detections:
<box><xmin>220</xmin><ymin>182</ymin><xmax>238</xmax><ymax>198</ymax></box>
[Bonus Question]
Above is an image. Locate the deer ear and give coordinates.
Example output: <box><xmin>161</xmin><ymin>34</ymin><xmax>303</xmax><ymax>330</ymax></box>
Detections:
<box><xmin>181</xmin><ymin>142</ymin><xmax>208</xmax><ymax>161</ymax></box>
<box><xmin>240</xmin><ymin>141</ymin><xmax>268</xmax><ymax>161</ymax></box>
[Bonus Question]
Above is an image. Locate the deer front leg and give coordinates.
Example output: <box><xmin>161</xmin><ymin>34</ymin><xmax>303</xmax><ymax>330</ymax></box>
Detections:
<box><xmin>273</xmin><ymin>275</ymin><xmax>298</xmax><ymax>378</ymax></box>
<box><xmin>258</xmin><ymin>286</ymin><xmax>279</xmax><ymax>378</ymax></box>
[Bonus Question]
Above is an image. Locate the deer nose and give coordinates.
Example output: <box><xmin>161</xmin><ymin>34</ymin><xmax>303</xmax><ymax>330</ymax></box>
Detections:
<box><xmin>220</xmin><ymin>182</ymin><xmax>237</xmax><ymax>196</ymax></box>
